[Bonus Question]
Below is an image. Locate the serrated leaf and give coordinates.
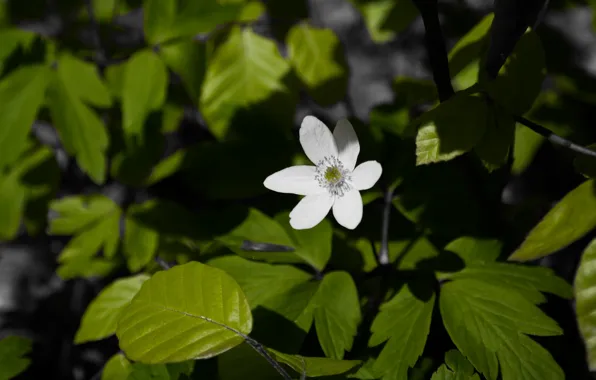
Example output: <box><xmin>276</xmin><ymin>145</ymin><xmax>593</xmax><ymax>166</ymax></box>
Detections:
<box><xmin>57</xmin><ymin>53</ymin><xmax>112</xmax><ymax>107</ymax></box>
<box><xmin>122</xmin><ymin>49</ymin><xmax>168</xmax><ymax>145</ymax></box>
<box><xmin>574</xmin><ymin>143</ymin><xmax>596</xmax><ymax>178</ymax></box>
<box><xmin>0</xmin><ymin>336</ymin><xmax>32</xmax><ymax>380</ymax></box>
<box><xmin>444</xmin><ymin>237</ymin><xmax>502</xmax><ymax>265</ymax></box>
<box><xmin>440</xmin><ymin>278</ymin><xmax>563</xmax><ymax>380</ymax></box>
<box><xmin>287</xmin><ymin>24</ymin><xmax>347</xmax><ymax>104</ymax></box>
<box><xmin>275</xmin><ymin>212</ymin><xmax>333</xmax><ymax>271</ymax></box>
<box><xmin>49</xmin><ymin>195</ymin><xmax>121</xmax><ymax>272</ymax></box>
<box><xmin>49</xmin><ymin>60</ymin><xmax>108</xmax><ymax>184</ymax></box>
<box><xmin>102</xmin><ymin>353</ymin><xmax>132</xmax><ymax>380</ymax></box>
<box><xmin>0</xmin><ymin>29</ymin><xmax>36</xmax><ymax>67</ymax></box>
<box><xmin>311</xmin><ymin>272</ymin><xmax>361</xmax><ymax>359</ymax></box>
<box><xmin>116</xmin><ymin>262</ymin><xmax>252</xmax><ymax>363</ymax></box>
<box><xmin>267</xmin><ymin>347</ymin><xmax>361</xmax><ymax>377</ymax></box>
<box><xmin>446</xmin><ymin>263</ymin><xmax>572</xmax><ymax>304</ymax></box>
<box><xmin>574</xmin><ymin>238</ymin><xmax>596</xmax><ymax>370</ymax></box>
<box><xmin>160</xmin><ymin>41</ymin><xmax>206</xmax><ymax>102</ymax></box>
<box><xmin>509</xmin><ymin>180</ymin><xmax>596</xmax><ymax>261</ymax></box>
<box><xmin>415</xmin><ymin>93</ymin><xmax>488</xmax><ymax>165</ymax></box>
<box><xmin>369</xmin><ymin>285</ymin><xmax>435</xmax><ymax>379</ymax></box>
<box><xmin>0</xmin><ymin>64</ymin><xmax>51</xmax><ymax>170</ymax></box>
<box><xmin>75</xmin><ymin>275</ymin><xmax>149</xmax><ymax>344</ymax></box>
<box><xmin>486</xmin><ymin>31</ymin><xmax>546</xmax><ymax>114</ymax></box>
<box><xmin>430</xmin><ymin>350</ymin><xmax>480</xmax><ymax>380</ymax></box>
<box><xmin>208</xmin><ymin>255</ymin><xmax>312</xmax><ymax>309</ymax></box>
<box><xmin>200</xmin><ymin>27</ymin><xmax>291</xmax><ymax>139</ymax></box>
<box><xmin>124</xmin><ymin>202</ymin><xmax>160</xmax><ymax>272</ymax></box>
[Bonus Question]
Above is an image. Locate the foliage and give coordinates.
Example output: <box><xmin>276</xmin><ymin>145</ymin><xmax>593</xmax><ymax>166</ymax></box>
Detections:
<box><xmin>2</xmin><ymin>0</ymin><xmax>596</xmax><ymax>379</ymax></box>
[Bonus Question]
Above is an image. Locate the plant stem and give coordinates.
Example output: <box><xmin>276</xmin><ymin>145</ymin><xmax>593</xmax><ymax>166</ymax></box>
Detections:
<box><xmin>514</xmin><ymin>115</ymin><xmax>596</xmax><ymax>159</ymax></box>
<box><xmin>379</xmin><ymin>187</ymin><xmax>394</xmax><ymax>266</ymax></box>
<box><xmin>243</xmin><ymin>337</ymin><xmax>294</xmax><ymax>380</ymax></box>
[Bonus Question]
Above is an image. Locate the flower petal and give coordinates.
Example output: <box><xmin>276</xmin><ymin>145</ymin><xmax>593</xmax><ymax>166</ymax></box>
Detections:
<box><xmin>333</xmin><ymin>119</ymin><xmax>359</xmax><ymax>171</ymax></box>
<box><xmin>299</xmin><ymin>116</ymin><xmax>338</xmax><ymax>165</ymax></box>
<box><xmin>264</xmin><ymin>166</ymin><xmax>322</xmax><ymax>195</ymax></box>
<box><xmin>289</xmin><ymin>193</ymin><xmax>334</xmax><ymax>230</ymax></box>
<box><xmin>351</xmin><ymin>161</ymin><xmax>382</xmax><ymax>191</ymax></box>
<box><xmin>332</xmin><ymin>189</ymin><xmax>363</xmax><ymax>230</ymax></box>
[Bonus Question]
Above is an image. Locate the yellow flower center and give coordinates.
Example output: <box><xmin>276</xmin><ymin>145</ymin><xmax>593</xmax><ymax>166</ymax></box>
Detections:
<box><xmin>324</xmin><ymin>167</ymin><xmax>342</xmax><ymax>184</ymax></box>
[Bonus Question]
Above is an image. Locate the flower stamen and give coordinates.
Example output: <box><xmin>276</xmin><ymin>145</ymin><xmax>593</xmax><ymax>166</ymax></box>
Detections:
<box><xmin>315</xmin><ymin>156</ymin><xmax>352</xmax><ymax>197</ymax></box>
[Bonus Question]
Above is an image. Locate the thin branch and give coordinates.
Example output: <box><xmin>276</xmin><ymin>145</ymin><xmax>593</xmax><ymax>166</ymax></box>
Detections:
<box><xmin>155</xmin><ymin>256</ymin><xmax>172</xmax><ymax>270</ymax></box>
<box><xmin>411</xmin><ymin>0</ymin><xmax>454</xmax><ymax>101</ymax></box>
<box><xmin>514</xmin><ymin>115</ymin><xmax>596</xmax><ymax>159</ymax></box>
<box><xmin>243</xmin><ymin>337</ymin><xmax>294</xmax><ymax>380</ymax></box>
<box><xmin>84</xmin><ymin>0</ymin><xmax>106</xmax><ymax>67</ymax></box>
<box><xmin>379</xmin><ymin>187</ymin><xmax>394</xmax><ymax>266</ymax></box>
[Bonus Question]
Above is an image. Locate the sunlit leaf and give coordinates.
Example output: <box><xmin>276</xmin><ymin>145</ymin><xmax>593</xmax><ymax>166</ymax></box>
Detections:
<box><xmin>102</xmin><ymin>353</ymin><xmax>131</xmax><ymax>380</ymax></box>
<box><xmin>0</xmin><ymin>65</ymin><xmax>50</xmax><ymax>170</ymax></box>
<box><xmin>116</xmin><ymin>262</ymin><xmax>252</xmax><ymax>363</ymax></box>
<box><xmin>430</xmin><ymin>350</ymin><xmax>480</xmax><ymax>380</ymax></box>
<box><xmin>287</xmin><ymin>24</ymin><xmax>348</xmax><ymax>104</ymax></box>
<box><xmin>267</xmin><ymin>347</ymin><xmax>361</xmax><ymax>377</ymax></box>
<box><xmin>200</xmin><ymin>27</ymin><xmax>292</xmax><ymax>139</ymax></box>
<box><xmin>512</xmin><ymin>124</ymin><xmax>544</xmax><ymax>175</ymax></box>
<box><xmin>575</xmin><ymin>238</ymin><xmax>596</xmax><ymax>370</ymax></box>
<box><xmin>124</xmin><ymin>201</ymin><xmax>160</xmax><ymax>272</ymax></box>
<box><xmin>509</xmin><ymin>180</ymin><xmax>596</xmax><ymax>261</ymax></box>
<box><xmin>369</xmin><ymin>285</ymin><xmax>435</xmax><ymax>379</ymax></box>
<box><xmin>75</xmin><ymin>275</ymin><xmax>149</xmax><ymax>344</ymax></box>
<box><xmin>348</xmin><ymin>0</ymin><xmax>418</xmax><ymax>43</ymax></box>
<box><xmin>160</xmin><ymin>40</ymin><xmax>206</xmax><ymax>102</ymax></box>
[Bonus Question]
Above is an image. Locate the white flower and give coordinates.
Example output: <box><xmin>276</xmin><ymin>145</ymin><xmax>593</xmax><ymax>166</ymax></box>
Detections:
<box><xmin>264</xmin><ymin>116</ymin><xmax>383</xmax><ymax>230</ymax></box>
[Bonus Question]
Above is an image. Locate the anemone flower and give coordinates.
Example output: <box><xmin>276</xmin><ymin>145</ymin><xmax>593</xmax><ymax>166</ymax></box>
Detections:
<box><xmin>264</xmin><ymin>116</ymin><xmax>382</xmax><ymax>230</ymax></box>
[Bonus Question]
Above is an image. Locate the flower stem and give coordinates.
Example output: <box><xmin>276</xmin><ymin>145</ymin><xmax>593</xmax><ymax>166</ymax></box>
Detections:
<box><xmin>379</xmin><ymin>187</ymin><xmax>394</xmax><ymax>266</ymax></box>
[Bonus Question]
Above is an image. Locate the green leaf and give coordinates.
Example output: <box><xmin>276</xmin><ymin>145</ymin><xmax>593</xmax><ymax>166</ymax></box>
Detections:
<box><xmin>267</xmin><ymin>348</ymin><xmax>362</xmax><ymax>377</ymax></box>
<box><xmin>415</xmin><ymin>93</ymin><xmax>488</xmax><ymax>165</ymax></box>
<box><xmin>105</xmin><ymin>61</ymin><xmax>127</xmax><ymax>98</ymax></box>
<box><xmin>446</xmin><ymin>263</ymin><xmax>572</xmax><ymax>304</ymax></box>
<box><xmin>0</xmin><ymin>64</ymin><xmax>51</xmax><ymax>170</ymax></box>
<box><xmin>160</xmin><ymin>41</ymin><xmax>206</xmax><ymax>102</ymax></box>
<box><xmin>574</xmin><ymin>238</ymin><xmax>596</xmax><ymax>370</ymax></box>
<box><xmin>143</xmin><ymin>0</ymin><xmax>176</xmax><ymax>45</ymax></box>
<box><xmin>49</xmin><ymin>57</ymin><xmax>109</xmax><ymax>184</ymax></box>
<box><xmin>369</xmin><ymin>285</ymin><xmax>435</xmax><ymax>379</ymax></box>
<box><xmin>122</xmin><ymin>49</ymin><xmax>168</xmax><ymax>145</ymax></box>
<box><xmin>57</xmin><ymin>256</ymin><xmax>119</xmax><ymax>280</ymax></box>
<box><xmin>448</xmin><ymin>13</ymin><xmax>493</xmax><ymax>90</ymax></box>
<box><xmin>444</xmin><ymin>236</ymin><xmax>501</xmax><ymax>265</ymax></box>
<box><xmin>200</xmin><ymin>27</ymin><xmax>292</xmax><ymax>139</ymax></box>
<box><xmin>75</xmin><ymin>275</ymin><xmax>149</xmax><ymax>344</ymax></box>
<box><xmin>486</xmin><ymin>31</ymin><xmax>546</xmax><ymax>114</ymax></box>
<box><xmin>511</xmin><ymin>124</ymin><xmax>544</xmax><ymax>175</ymax></box>
<box><xmin>208</xmin><ymin>255</ymin><xmax>312</xmax><ymax>309</ymax></box>
<box><xmin>218</xmin><ymin>209</ymin><xmax>303</xmax><ymax>265</ymax></box>
<box><xmin>509</xmin><ymin>180</ymin><xmax>596</xmax><ymax>261</ymax></box>
<box><xmin>149</xmin><ymin>0</ymin><xmax>243</xmax><ymax>44</ymax></box>
<box><xmin>0</xmin><ymin>29</ymin><xmax>36</xmax><ymax>71</ymax></box>
<box><xmin>127</xmin><ymin>363</ymin><xmax>170</xmax><ymax>380</ymax></box>
<box><xmin>286</xmin><ymin>24</ymin><xmax>347</xmax><ymax>104</ymax></box>
<box><xmin>574</xmin><ymin>143</ymin><xmax>596</xmax><ymax>178</ymax></box>
<box><xmin>0</xmin><ymin>336</ymin><xmax>32</xmax><ymax>380</ymax></box>
<box><xmin>218</xmin><ymin>343</ymin><xmax>280</xmax><ymax>380</ymax></box>
<box><xmin>431</xmin><ymin>350</ymin><xmax>480</xmax><ymax>380</ymax></box>
<box><xmin>474</xmin><ymin>103</ymin><xmax>515</xmax><ymax>170</ymax></box>
<box><xmin>102</xmin><ymin>353</ymin><xmax>132</xmax><ymax>380</ymax></box>
<box><xmin>0</xmin><ymin>171</ymin><xmax>26</xmax><ymax>240</ymax></box>
<box><xmin>49</xmin><ymin>195</ymin><xmax>121</xmax><ymax>269</ymax></box>
<box><xmin>348</xmin><ymin>0</ymin><xmax>418</xmax><ymax>43</ymax></box>
<box><xmin>116</xmin><ymin>262</ymin><xmax>252</xmax><ymax>363</ymax></box>
<box><xmin>440</xmin><ymin>278</ymin><xmax>563</xmax><ymax>380</ymax></box>
<box><xmin>312</xmin><ymin>272</ymin><xmax>361</xmax><ymax>359</ymax></box>
<box><xmin>56</xmin><ymin>53</ymin><xmax>112</xmax><ymax>107</ymax></box>
<box><xmin>124</xmin><ymin>202</ymin><xmax>160</xmax><ymax>272</ymax></box>
<box><xmin>275</xmin><ymin>212</ymin><xmax>333</xmax><ymax>271</ymax></box>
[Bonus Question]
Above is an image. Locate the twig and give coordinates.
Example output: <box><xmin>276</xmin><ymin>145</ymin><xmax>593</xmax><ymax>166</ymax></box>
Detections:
<box><xmin>514</xmin><ymin>115</ymin><xmax>596</xmax><ymax>159</ymax></box>
<box><xmin>84</xmin><ymin>0</ymin><xmax>107</xmax><ymax>67</ymax></box>
<box><xmin>411</xmin><ymin>0</ymin><xmax>454</xmax><ymax>101</ymax></box>
<box><xmin>154</xmin><ymin>256</ymin><xmax>172</xmax><ymax>270</ymax></box>
<box><xmin>379</xmin><ymin>187</ymin><xmax>394</xmax><ymax>266</ymax></box>
<box><xmin>243</xmin><ymin>337</ymin><xmax>294</xmax><ymax>380</ymax></box>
